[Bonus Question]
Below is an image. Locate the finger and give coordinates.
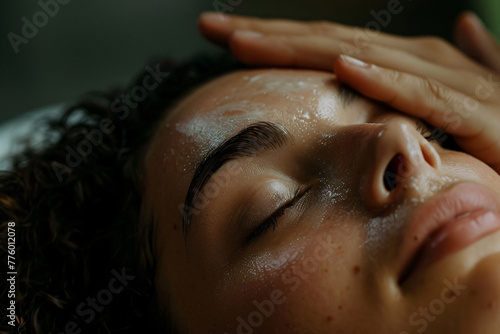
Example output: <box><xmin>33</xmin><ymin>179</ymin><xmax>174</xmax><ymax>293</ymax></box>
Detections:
<box><xmin>333</xmin><ymin>55</ymin><xmax>485</xmax><ymax>139</ymax></box>
<box><xmin>228</xmin><ymin>30</ymin><xmax>336</xmax><ymax>70</ymax></box>
<box><xmin>198</xmin><ymin>12</ymin><xmax>321</xmax><ymax>47</ymax></box>
<box><xmin>199</xmin><ymin>12</ymin><xmax>420</xmax><ymax>52</ymax></box>
<box><xmin>454</xmin><ymin>11</ymin><xmax>500</xmax><ymax>72</ymax></box>
<box><xmin>229</xmin><ymin>31</ymin><xmax>483</xmax><ymax>94</ymax></box>
<box><xmin>337</xmin><ymin>56</ymin><xmax>500</xmax><ymax>170</ymax></box>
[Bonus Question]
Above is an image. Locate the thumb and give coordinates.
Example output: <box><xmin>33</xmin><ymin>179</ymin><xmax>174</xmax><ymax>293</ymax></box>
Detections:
<box><xmin>454</xmin><ymin>11</ymin><xmax>500</xmax><ymax>72</ymax></box>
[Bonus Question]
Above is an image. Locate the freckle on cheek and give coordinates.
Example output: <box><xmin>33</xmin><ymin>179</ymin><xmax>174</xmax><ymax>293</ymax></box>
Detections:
<box><xmin>353</xmin><ymin>266</ymin><xmax>360</xmax><ymax>275</ymax></box>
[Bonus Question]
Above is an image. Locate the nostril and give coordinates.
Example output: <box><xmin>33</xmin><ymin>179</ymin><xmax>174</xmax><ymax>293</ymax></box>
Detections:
<box><xmin>383</xmin><ymin>154</ymin><xmax>405</xmax><ymax>191</ymax></box>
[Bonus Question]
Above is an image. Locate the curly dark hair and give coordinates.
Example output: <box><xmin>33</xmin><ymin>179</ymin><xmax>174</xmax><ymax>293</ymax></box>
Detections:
<box><xmin>0</xmin><ymin>52</ymin><xmax>247</xmax><ymax>334</ymax></box>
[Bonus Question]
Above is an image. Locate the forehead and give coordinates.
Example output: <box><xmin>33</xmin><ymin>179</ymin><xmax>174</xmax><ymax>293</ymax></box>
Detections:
<box><xmin>158</xmin><ymin>68</ymin><xmax>345</xmax><ymax>161</ymax></box>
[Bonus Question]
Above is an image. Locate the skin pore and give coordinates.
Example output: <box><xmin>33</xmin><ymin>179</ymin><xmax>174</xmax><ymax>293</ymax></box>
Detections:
<box><xmin>142</xmin><ymin>68</ymin><xmax>500</xmax><ymax>333</ymax></box>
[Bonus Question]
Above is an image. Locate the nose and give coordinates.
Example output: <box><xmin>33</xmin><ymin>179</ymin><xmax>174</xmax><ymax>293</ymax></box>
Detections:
<box><xmin>362</xmin><ymin>119</ymin><xmax>441</xmax><ymax>209</ymax></box>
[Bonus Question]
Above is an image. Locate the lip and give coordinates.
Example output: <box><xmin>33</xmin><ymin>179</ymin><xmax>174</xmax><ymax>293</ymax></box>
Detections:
<box><xmin>398</xmin><ymin>182</ymin><xmax>500</xmax><ymax>285</ymax></box>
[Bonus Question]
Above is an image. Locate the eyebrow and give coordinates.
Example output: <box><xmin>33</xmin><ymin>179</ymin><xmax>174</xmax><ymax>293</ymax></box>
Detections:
<box><xmin>180</xmin><ymin>85</ymin><xmax>359</xmax><ymax>240</ymax></box>
<box><xmin>180</xmin><ymin>121</ymin><xmax>291</xmax><ymax>239</ymax></box>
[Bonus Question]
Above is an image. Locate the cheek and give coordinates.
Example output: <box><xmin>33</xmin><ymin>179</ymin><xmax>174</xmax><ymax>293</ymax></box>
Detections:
<box><xmin>442</xmin><ymin>150</ymin><xmax>500</xmax><ymax>192</ymax></box>
<box><xmin>217</xmin><ymin>232</ymin><xmax>369</xmax><ymax>333</ymax></box>
<box><xmin>271</xmin><ymin>262</ymin><xmax>362</xmax><ymax>331</ymax></box>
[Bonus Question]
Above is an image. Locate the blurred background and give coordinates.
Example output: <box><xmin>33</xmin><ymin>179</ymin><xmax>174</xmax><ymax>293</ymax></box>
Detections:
<box><xmin>0</xmin><ymin>0</ymin><xmax>498</xmax><ymax>124</ymax></box>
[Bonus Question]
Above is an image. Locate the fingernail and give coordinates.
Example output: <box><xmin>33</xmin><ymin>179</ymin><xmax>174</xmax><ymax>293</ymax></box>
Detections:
<box><xmin>201</xmin><ymin>12</ymin><xmax>228</xmax><ymax>23</ymax></box>
<box><xmin>340</xmin><ymin>55</ymin><xmax>369</xmax><ymax>67</ymax></box>
<box><xmin>234</xmin><ymin>30</ymin><xmax>263</xmax><ymax>39</ymax></box>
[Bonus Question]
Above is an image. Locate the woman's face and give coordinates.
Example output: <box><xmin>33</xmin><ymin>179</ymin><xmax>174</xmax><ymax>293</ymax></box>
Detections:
<box><xmin>143</xmin><ymin>68</ymin><xmax>500</xmax><ymax>333</ymax></box>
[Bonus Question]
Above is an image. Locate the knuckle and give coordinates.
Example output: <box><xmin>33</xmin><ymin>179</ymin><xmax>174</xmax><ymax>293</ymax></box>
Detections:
<box><xmin>310</xmin><ymin>21</ymin><xmax>336</xmax><ymax>35</ymax></box>
<box><xmin>416</xmin><ymin>36</ymin><xmax>452</xmax><ymax>53</ymax></box>
<box><xmin>383</xmin><ymin>70</ymin><xmax>404</xmax><ymax>104</ymax></box>
<box><xmin>387</xmin><ymin>69</ymin><xmax>402</xmax><ymax>84</ymax></box>
<box><xmin>422</xmin><ymin>78</ymin><xmax>451</xmax><ymax>104</ymax></box>
<box><xmin>357</xmin><ymin>42</ymin><xmax>376</xmax><ymax>56</ymax></box>
<box><xmin>245</xmin><ymin>17</ymin><xmax>266</xmax><ymax>31</ymax></box>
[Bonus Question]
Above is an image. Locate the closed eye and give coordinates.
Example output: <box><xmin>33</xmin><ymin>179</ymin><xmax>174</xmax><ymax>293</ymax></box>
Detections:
<box><xmin>245</xmin><ymin>186</ymin><xmax>309</xmax><ymax>244</ymax></box>
<box><xmin>415</xmin><ymin>119</ymin><xmax>436</xmax><ymax>142</ymax></box>
<box><xmin>415</xmin><ymin>119</ymin><xmax>460</xmax><ymax>151</ymax></box>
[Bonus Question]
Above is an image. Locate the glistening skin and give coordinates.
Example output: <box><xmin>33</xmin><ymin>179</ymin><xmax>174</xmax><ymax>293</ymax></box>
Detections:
<box><xmin>142</xmin><ymin>68</ymin><xmax>500</xmax><ymax>333</ymax></box>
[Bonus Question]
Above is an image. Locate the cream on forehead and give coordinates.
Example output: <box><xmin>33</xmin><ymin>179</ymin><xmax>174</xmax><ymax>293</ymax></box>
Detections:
<box><xmin>171</xmin><ymin>70</ymin><xmax>344</xmax><ymax>173</ymax></box>
<box><xmin>244</xmin><ymin>72</ymin><xmax>326</xmax><ymax>96</ymax></box>
<box><xmin>244</xmin><ymin>72</ymin><xmax>343</xmax><ymax>123</ymax></box>
<box><xmin>175</xmin><ymin>101</ymin><xmax>270</xmax><ymax>152</ymax></box>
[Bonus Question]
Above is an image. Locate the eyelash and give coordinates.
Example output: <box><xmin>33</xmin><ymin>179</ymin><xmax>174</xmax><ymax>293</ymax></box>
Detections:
<box><xmin>245</xmin><ymin>187</ymin><xmax>306</xmax><ymax>243</ymax></box>
<box><xmin>415</xmin><ymin>120</ymin><xmax>436</xmax><ymax>142</ymax></box>
<box><xmin>415</xmin><ymin>120</ymin><xmax>460</xmax><ymax>151</ymax></box>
